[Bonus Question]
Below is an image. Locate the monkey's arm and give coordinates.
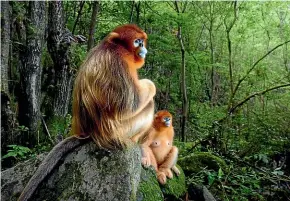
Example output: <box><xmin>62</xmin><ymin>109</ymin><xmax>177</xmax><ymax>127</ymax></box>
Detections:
<box><xmin>128</xmin><ymin>79</ymin><xmax>156</xmax><ymax>119</ymax></box>
<box><xmin>140</xmin><ymin>145</ymin><xmax>157</xmax><ymax>170</ymax></box>
<box><xmin>18</xmin><ymin>136</ymin><xmax>88</xmax><ymax>201</ymax></box>
<box><xmin>131</xmin><ymin>127</ymin><xmax>156</xmax><ymax>167</ymax></box>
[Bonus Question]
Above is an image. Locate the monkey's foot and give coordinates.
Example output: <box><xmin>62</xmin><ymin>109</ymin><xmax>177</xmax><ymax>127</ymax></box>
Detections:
<box><xmin>172</xmin><ymin>166</ymin><xmax>180</xmax><ymax>176</ymax></box>
<box><xmin>159</xmin><ymin>168</ymin><xmax>173</xmax><ymax>179</ymax></box>
<box><xmin>157</xmin><ymin>171</ymin><xmax>167</xmax><ymax>185</ymax></box>
<box><xmin>141</xmin><ymin>156</ymin><xmax>151</xmax><ymax>167</ymax></box>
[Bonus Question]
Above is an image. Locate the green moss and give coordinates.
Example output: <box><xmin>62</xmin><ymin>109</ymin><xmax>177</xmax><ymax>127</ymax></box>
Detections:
<box><xmin>178</xmin><ymin>152</ymin><xmax>227</xmax><ymax>174</ymax></box>
<box><xmin>160</xmin><ymin>164</ymin><xmax>186</xmax><ymax>199</ymax></box>
<box><xmin>137</xmin><ymin>167</ymin><xmax>164</xmax><ymax>201</ymax></box>
<box><xmin>137</xmin><ymin>165</ymin><xmax>186</xmax><ymax>201</ymax></box>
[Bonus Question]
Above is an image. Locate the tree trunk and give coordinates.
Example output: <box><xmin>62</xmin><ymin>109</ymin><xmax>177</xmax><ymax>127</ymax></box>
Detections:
<box><xmin>1</xmin><ymin>1</ymin><xmax>19</xmax><ymax>154</ymax></box>
<box><xmin>178</xmin><ymin>26</ymin><xmax>188</xmax><ymax>142</ymax></box>
<box><xmin>174</xmin><ymin>1</ymin><xmax>188</xmax><ymax>142</ymax></box>
<box><xmin>47</xmin><ymin>1</ymin><xmax>73</xmax><ymax>118</ymax></box>
<box><xmin>1</xmin><ymin>1</ymin><xmax>11</xmax><ymax>93</ymax></box>
<box><xmin>17</xmin><ymin>1</ymin><xmax>46</xmax><ymax>147</ymax></box>
<box><xmin>87</xmin><ymin>1</ymin><xmax>100</xmax><ymax>51</ymax></box>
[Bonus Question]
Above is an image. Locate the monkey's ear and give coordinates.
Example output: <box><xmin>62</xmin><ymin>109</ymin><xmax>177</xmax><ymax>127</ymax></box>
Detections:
<box><xmin>107</xmin><ymin>32</ymin><xmax>120</xmax><ymax>43</ymax></box>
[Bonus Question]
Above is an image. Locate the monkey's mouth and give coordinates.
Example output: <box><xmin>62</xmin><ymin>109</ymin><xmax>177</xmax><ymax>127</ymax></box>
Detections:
<box><xmin>165</xmin><ymin>121</ymin><xmax>171</xmax><ymax>127</ymax></box>
<box><xmin>138</xmin><ymin>47</ymin><xmax>148</xmax><ymax>58</ymax></box>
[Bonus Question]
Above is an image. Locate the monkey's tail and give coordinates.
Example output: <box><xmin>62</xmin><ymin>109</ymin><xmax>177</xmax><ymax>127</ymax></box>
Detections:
<box><xmin>18</xmin><ymin>136</ymin><xmax>89</xmax><ymax>201</ymax></box>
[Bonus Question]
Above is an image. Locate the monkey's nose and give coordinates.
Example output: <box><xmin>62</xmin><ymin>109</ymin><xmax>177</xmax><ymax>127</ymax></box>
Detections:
<box><xmin>138</xmin><ymin>47</ymin><xmax>147</xmax><ymax>58</ymax></box>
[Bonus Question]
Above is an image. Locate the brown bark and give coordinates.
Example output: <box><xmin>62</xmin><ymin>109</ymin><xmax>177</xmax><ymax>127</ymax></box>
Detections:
<box><xmin>17</xmin><ymin>1</ymin><xmax>46</xmax><ymax>147</ymax></box>
<box><xmin>87</xmin><ymin>1</ymin><xmax>100</xmax><ymax>51</ymax></box>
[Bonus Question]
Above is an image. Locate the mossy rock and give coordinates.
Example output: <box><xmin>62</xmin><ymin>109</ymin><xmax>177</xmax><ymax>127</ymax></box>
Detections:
<box><xmin>137</xmin><ymin>167</ymin><xmax>164</xmax><ymax>201</ymax></box>
<box><xmin>160</xmin><ymin>164</ymin><xmax>186</xmax><ymax>200</ymax></box>
<box><xmin>137</xmin><ymin>165</ymin><xmax>186</xmax><ymax>201</ymax></box>
<box><xmin>178</xmin><ymin>152</ymin><xmax>227</xmax><ymax>174</ymax></box>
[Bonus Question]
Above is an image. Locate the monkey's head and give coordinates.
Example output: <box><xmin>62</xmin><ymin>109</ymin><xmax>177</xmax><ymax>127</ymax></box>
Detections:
<box><xmin>106</xmin><ymin>24</ymin><xmax>148</xmax><ymax>69</ymax></box>
<box><xmin>153</xmin><ymin>110</ymin><xmax>173</xmax><ymax>129</ymax></box>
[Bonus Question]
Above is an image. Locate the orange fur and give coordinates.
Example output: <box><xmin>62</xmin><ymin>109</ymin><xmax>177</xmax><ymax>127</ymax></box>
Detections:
<box><xmin>71</xmin><ymin>24</ymin><xmax>155</xmax><ymax>149</ymax></box>
<box><xmin>141</xmin><ymin>110</ymin><xmax>180</xmax><ymax>184</ymax></box>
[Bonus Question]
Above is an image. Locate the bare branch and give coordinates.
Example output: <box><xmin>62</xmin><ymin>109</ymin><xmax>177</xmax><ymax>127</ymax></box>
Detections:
<box><xmin>229</xmin><ymin>83</ymin><xmax>290</xmax><ymax>114</ymax></box>
<box><xmin>232</xmin><ymin>39</ymin><xmax>290</xmax><ymax>97</ymax></box>
<box><xmin>72</xmin><ymin>1</ymin><xmax>85</xmax><ymax>34</ymax></box>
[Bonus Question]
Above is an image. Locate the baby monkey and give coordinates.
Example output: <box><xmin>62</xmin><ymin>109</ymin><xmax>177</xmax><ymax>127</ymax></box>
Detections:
<box><xmin>140</xmin><ymin>110</ymin><xmax>180</xmax><ymax>184</ymax></box>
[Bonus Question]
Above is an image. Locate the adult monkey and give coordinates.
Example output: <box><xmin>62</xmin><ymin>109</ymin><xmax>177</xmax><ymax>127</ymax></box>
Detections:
<box><xmin>18</xmin><ymin>24</ymin><xmax>155</xmax><ymax>201</ymax></box>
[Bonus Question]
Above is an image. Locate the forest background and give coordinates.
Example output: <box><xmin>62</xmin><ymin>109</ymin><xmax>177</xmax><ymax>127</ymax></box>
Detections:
<box><xmin>1</xmin><ymin>1</ymin><xmax>290</xmax><ymax>200</ymax></box>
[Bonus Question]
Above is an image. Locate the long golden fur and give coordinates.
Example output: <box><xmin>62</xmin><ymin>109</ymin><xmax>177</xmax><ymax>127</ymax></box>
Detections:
<box><xmin>72</xmin><ymin>24</ymin><xmax>155</xmax><ymax>149</ymax></box>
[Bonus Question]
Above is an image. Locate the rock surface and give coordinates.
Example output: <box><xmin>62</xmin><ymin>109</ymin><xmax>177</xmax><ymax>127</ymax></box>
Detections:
<box><xmin>1</xmin><ymin>141</ymin><xmax>141</xmax><ymax>201</ymax></box>
<box><xmin>1</xmin><ymin>141</ymin><xmax>186</xmax><ymax>201</ymax></box>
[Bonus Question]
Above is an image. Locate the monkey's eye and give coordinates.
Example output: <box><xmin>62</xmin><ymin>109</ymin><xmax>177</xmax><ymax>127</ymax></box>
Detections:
<box><xmin>133</xmin><ymin>39</ymin><xmax>143</xmax><ymax>47</ymax></box>
<box><xmin>163</xmin><ymin>117</ymin><xmax>170</xmax><ymax>122</ymax></box>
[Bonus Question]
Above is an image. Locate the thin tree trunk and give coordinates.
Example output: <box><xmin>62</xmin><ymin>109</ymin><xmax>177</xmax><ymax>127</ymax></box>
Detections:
<box><xmin>48</xmin><ymin>1</ymin><xmax>74</xmax><ymax>118</ymax></box>
<box><xmin>129</xmin><ymin>1</ymin><xmax>135</xmax><ymax>23</ymax></box>
<box><xmin>87</xmin><ymin>1</ymin><xmax>100</xmax><ymax>51</ymax></box>
<box><xmin>174</xmin><ymin>1</ymin><xmax>188</xmax><ymax>142</ymax></box>
<box><xmin>178</xmin><ymin>26</ymin><xmax>188</xmax><ymax>142</ymax></box>
<box><xmin>225</xmin><ymin>2</ymin><xmax>237</xmax><ymax>111</ymax></box>
<box><xmin>17</xmin><ymin>1</ymin><xmax>46</xmax><ymax>147</ymax></box>
<box><xmin>135</xmin><ymin>2</ymin><xmax>141</xmax><ymax>25</ymax></box>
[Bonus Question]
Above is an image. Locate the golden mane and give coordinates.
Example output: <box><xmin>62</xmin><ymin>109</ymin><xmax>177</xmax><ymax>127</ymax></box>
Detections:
<box><xmin>71</xmin><ymin>42</ymin><xmax>140</xmax><ymax>149</ymax></box>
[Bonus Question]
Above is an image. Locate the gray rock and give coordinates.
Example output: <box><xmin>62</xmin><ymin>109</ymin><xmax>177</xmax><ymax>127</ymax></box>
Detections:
<box><xmin>1</xmin><ymin>141</ymin><xmax>142</xmax><ymax>201</ymax></box>
<box><xmin>1</xmin><ymin>154</ymin><xmax>46</xmax><ymax>201</ymax></box>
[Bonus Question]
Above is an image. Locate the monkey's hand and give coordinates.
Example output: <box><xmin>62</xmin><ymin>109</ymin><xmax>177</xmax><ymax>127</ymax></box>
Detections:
<box><xmin>157</xmin><ymin>171</ymin><xmax>167</xmax><ymax>185</ymax></box>
<box><xmin>172</xmin><ymin>165</ymin><xmax>180</xmax><ymax>176</ymax></box>
<box><xmin>159</xmin><ymin>167</ymin><xmax>173</xmax><ymax>179</ymax></box>
<box><xmin>141</xmin><ymin>155</ymin><xmax>151</xmax><ymax>167</ymax></box>
<box><xmin>141</xmin><ymin>146</ymin><xmax>151</xmax><ymax>167</ymax></box>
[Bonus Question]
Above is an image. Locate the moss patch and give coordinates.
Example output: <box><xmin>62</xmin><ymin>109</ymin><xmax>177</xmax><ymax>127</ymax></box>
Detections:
<box><xmin>178</xmin><ymin>152</ymin><xmax>227</xmax><ymax>174</ymax></box>
<box><xmin>160</xmin><ymin>164</ymin><xmax>186</xmax><ymax>199</ymax></box>
<box><xmin>137</xmin><ymin>167</ymin><xmax>164</xmax><ymax>201</ymax></box>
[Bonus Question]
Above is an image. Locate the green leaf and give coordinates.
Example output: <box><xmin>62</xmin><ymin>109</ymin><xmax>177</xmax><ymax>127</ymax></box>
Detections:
<box><xmin>208</xmin><ymin>173</ymin><xmax>216</xmax><ymax>185</ymax></box>
<box><xmin>218</xmin><ymin>168</ymin><xmax>224</xmax><ymax>179</ymax></box>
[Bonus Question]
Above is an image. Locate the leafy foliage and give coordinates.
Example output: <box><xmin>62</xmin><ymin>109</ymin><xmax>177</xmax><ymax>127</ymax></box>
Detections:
<box><xmin>2</xmin><ymin>145</ymin><xmax>33</xmax><ymax>161</ymax></box>
<box><xmin>2</xmin><ymin>1</ymin><xmax>290</xmax><ymax>200</ymax></box>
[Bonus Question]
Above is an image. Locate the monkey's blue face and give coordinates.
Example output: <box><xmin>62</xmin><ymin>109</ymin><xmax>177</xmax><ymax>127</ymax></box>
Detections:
<box><xmin>134</xmin><ymin>39</ymin><xmax>147</xmax><ymax>58</ymax></box>
<box><xmin>163</xmin><ymin>117</ymin><xmax>171</xmax><ymax>127</ymax></box>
